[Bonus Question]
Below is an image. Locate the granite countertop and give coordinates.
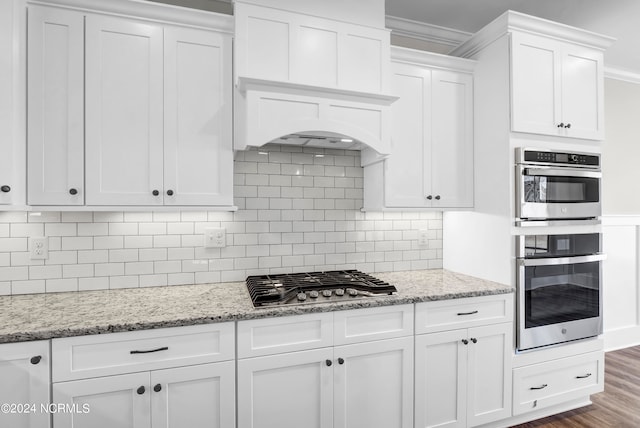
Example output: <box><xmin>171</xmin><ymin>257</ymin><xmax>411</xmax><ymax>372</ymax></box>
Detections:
<box><xmin>0</xmin><ymin>269</ymin><xmax>513</xmax><ymax>344</ymax></box>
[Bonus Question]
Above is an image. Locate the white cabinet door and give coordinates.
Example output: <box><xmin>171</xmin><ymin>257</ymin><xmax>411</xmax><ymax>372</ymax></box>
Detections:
<box><xmin>431</xmin><ymin>70</ymin><xmax>473</xmax><ymax>208</ymax></box>
<box><xmin>85</xmin><ymin>14</ymin><xmax>164</xmax><ymax>206</ymax></box>
<box><xmin>466</xmin><ymin>323</ymin><xmax>512</xmax><ymax>427</ymax></box>
<box><xmin>0</xmin><ymin>0</ymin><xmax>22</xmax><ymax>205</ymax></box>
<box><xmin>511</xmin><ymin>32</ymin><xmax>561</xmax><ymax>137</ymax></box>
<box><xmin>384</xmin><ymin>62</ymin><xmax>431</xmax><ymax>207</ymax></box>
<box><xmin>415</xmin><ymin>329</ymin><xmax>467</xmax><ymax>428</ymax></box>
<box><xmin>27</xmin><ymin>5</ymin><xmax>84</xmax><ymax>205</ymax></box>
<box><xmin>560</xmin><ymin>45</ymin><xmax>604</xmax><ymax>140</ymax></box>
<box><xmin>163</xmin><ymin>26</ymin><xmax>233</xmax><ymax>206</ymax></box>
<box><xmin>151</xmin><ymin>361</ymin><xmax>235</xmax><ymax>428</ymax></box>
<box><xmin>0</xmin><ymin>341</ymin><xmax>50</xmax><ymax>428</ymax></box>
<box><xmin>237</xmin><ymin>348</ymin><xmax>334</xmax><ymax>428</ymax></box>
<box><xmin>53</xmin><ymin>372</ymin><xmax>151</xmax><ymax>428</ymax></box>
<box><xmin>333</xmin><ymin>337</ymin><xmax>413</xmax><ymax>428</ymax></box>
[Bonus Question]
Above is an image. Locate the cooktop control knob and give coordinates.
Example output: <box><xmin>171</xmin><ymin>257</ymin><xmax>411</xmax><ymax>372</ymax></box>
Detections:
<box><xmin>322</xmin><ymin>290</ymin><xmax>332</xmax><ymax>297</ymax></box>
<box><xmin>347</xmin><ymin>288</ymin><xmax>358</xmax><ymax>297</ymax></box>
<box><xmin>309</xmin><ymin>290</ymin><xmax>319</xmax><ymax>298</ymax></box>
<box><xmin>335</xmin><ymin>289</ymin><xmax>345</xmax><ymax>296</ymax></box>
<box><xmin>297</xmin><ymin>292</ymin><xmax>307</xmax><ymax>301</ymax></box>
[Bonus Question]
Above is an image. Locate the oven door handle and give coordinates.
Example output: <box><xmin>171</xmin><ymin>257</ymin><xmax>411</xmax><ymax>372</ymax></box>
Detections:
<box><xmin>518</xmin><ymin>254</ymin><xmax>607</xmax><ymax>267</ymax></box>
<box><xmin>523</xmin><ymin>167</ymin><xmax>602</xmax><ymax>179</ymax></box>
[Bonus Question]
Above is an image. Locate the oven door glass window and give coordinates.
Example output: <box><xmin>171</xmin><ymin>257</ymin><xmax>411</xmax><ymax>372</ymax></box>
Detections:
<box><xmin>524</xmin><ymin>261</ymin><xmax>600</xmax><ymax>328</ymax></box>
<box><xmin>523</xmin><ymin>175</ymin><xmax>599</xmax><ymax>204</ymax></box>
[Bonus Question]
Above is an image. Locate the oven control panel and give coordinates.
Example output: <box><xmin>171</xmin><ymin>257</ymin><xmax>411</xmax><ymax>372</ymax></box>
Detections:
<box><xmin>522</xmin><ymin>149</ymin><xmax>600</xmax><ymax>167</ymax></box>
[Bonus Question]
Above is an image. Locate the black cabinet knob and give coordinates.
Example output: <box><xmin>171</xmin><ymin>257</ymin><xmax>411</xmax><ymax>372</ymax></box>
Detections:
<box><xmin>30</xmin><ymin>355</ymin><xmax>42</xmax><ymax>365</ymax></box>
<box><xmin>0</xmin><ymin>185</ymin><xmax>10</xmax><ymax>193</ymax></box>
<box><xmin>435</xmin><ymin>195</ymin><xmax>441</xmax><ymax>200</ymax></box>
<box><xmin>153</xmin><ymin>384</ymin><xmax>162</xmax><ymax>392</ymax></box>
<box><xmin>426</xmin><ymin>195</ymin><xmax>433</xmax><ymax>200</ymax></box>
<box><xmin>137</xmin><ymin>386</ymin><xmax>146</xmax><ymax>395</ymax></box>
<box><xmin>69</xmin><ymin>188</ymin><xmax>78</xmax><ymax>195</ymax></box>
<box><xmin>166</xmin><ymin>190</ymin><xmax>174</xmax><ymax>196</ymax></box>
<box><xmin>462</xmin><ymin>339</ymin><xmax>469</xmax><ymax>345</ymax></box>
<box><xmin>470</xmin><ymin>338</ymin><xmax>477</xmax><ymax>344</ymax></box>
<box><xmin>326</xmin><ymin>359</ymin><xmax>332</xmax><ymax>367</ymax></box>
<box><xmin>557</xmin><ymin>123</ymin><xmax>564</xmax><ymax>128</ymax></box>
<box><xmin>565</xmin><ymin>123</ymin><xmax>571</xmax><ymax>129</ymax></box>
<box><xmin>152</xmin><ymin>190</ymin><xmax>159</xmax><ymax>196</ymax></box>
<box><xmin>338</xmin><ymin>358</ymin><xmax>344</xmax><ymax>365</ymax></box>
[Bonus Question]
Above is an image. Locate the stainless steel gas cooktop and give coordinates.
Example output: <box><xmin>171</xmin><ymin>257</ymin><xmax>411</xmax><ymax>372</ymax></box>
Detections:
<box><xmin>246</xmin><ymin>270</ymin><xmax>397</xmax><ymax>308</ymax></box>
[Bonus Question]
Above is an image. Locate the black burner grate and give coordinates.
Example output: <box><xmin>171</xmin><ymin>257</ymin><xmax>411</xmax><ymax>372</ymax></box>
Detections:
<box><xmin>246</xmin><ymin>270</ymin><xmax>397</xmax><ymax>307</ymax></box>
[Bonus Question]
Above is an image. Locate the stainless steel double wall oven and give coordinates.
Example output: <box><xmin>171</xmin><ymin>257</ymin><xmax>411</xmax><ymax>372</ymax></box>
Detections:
<box><xmin>515</xmin><ymin>148</ymin><xmax>603</xmax><ymax>351</ymax></box>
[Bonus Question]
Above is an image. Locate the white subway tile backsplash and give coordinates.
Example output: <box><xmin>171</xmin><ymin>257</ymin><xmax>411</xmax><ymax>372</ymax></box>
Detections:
<box><xmin>0</xmin><ymin>145</ymin><xmax>443</xmax><ymax>295</ymax></box>
<box><xmin>29</xmin><ymin>265</ymin><xmax>62</xmax><ymax>280</ymax></box>
<box><xmin>79</xmin><ymin>277</ymin><xmax>109</xmax><ymax>291</ymax></box>
<box><xmin>110</xmin><ymin>275</ymin><xmax>139</xmax><ymax>289</ymax></box>
<box><xmin>46</xmin><ymin>278</ymin><xmax>78</xmax><ymax>293</ymax></box>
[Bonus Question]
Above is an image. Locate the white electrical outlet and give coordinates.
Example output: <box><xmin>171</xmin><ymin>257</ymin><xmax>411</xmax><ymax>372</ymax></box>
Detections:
<box><xmin>30</xmin><ymin>236</ymin><xmax>49</xmax><ymax>260</ymax></box>
<box><xmin>418</xmin><ymin>230</ymin><xmax>429</xmax><ymax>248</ymax></box>
<box><xmin>204</xmin><ymin>228</ymin><xmax>226</xmax><ymax>248</ymax></box>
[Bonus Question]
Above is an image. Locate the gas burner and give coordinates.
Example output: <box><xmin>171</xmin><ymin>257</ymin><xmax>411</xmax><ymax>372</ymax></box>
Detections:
<box><xmin>246</xmin><ymin>270</ymin><xmax>397</xmax><ymax>308</ymax></box>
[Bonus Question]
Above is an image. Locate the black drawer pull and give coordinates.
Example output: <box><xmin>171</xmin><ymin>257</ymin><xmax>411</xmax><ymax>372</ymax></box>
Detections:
<box><xmin>326</xmin><ymin>359</ymin><xmax>332</xmax><ymax>367</ymax></box>
<box><xmin>137</xmin><ymin>386</ymin><xmax>145</xmax><ymax>395</ymax></box>
<box><xmin>1</xmin><ymin>185</ymin><xmax>11</xmax><ymax>193</ymax></box>
<box><xmin>154</xmin><ymin>383</ymin><xmax>162</xmax><ymax>392</ymax></box>
<box><xmin>576</xmin><ymin>373</ymin><xmax>592</xmax><ymax>379</ymax></box>
<box><xmin>30</xmin><ymin>355</ymin><xmax>42</xmax><ymax>365</ymax></box>
<box><xmin>130</xmin><ymin>346</ymin><xmax>169</xmax><ymax>355</ymax></box>
<box><xmin>457</xmin><ymin>310</ymin><xmax>478</xmax><ymax>316</ymax></box>
<box><xmin>530</xmin><ymin>384</ymin><xmax>548</xmax><ymax>390</ymax></box>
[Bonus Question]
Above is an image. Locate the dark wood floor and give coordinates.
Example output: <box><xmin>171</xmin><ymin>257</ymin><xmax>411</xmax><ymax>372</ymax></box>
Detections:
<box><xmin>512</xmin><ymin>346</ymin><xmax>640</xmax><ymax>428</ymax></box>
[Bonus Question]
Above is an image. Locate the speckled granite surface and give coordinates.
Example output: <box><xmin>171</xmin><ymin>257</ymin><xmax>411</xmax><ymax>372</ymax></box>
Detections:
<box><xmin>0</xmin><ymin>269</ymin><xmax>512</xmax><ymax>343</ymax></box>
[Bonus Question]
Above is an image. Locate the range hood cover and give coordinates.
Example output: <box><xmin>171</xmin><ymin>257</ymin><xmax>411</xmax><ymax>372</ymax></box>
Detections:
<box><xmin>233</xmin><ymin>0</ymin><xmax>395</xmax><ymax>166</ymax></box>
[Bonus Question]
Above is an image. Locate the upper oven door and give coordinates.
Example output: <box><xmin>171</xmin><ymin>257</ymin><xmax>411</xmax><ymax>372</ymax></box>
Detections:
<box><xmin>517</xmin><ymin>165</ymin><xmax>601</xmax><ymax>220</ymax></box>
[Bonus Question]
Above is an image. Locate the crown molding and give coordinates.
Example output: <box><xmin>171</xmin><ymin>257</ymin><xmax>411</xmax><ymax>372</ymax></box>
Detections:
<box><xmin>27</xmin><ymin>0</ymin><xmax>233</xmax><ymax>32</ymax></box>
<box><xmin>451</xmin><ymin>10</ymin><xmax>616</xmax><ymax>59</ymax></box>
<box><xmin>605</xmin><ymin>66</ymin><xmax>640</xmax><ymax>85</ymax></box>
<box><xmin>391</xmin><ymin>46</ymin><xmax>476</xmax><ymax>73</ymax></box>
<box><xmin>385</xmin><ymin>15</ymin><xmax>471</xmax><ymax>48</ymax></box>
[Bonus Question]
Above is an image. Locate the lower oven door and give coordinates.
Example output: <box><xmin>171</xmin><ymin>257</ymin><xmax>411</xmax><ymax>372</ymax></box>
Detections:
<box><xmin>517</xmin><ymin>254</ymin><xmax>605</xmax><ymax>351</ymax></box>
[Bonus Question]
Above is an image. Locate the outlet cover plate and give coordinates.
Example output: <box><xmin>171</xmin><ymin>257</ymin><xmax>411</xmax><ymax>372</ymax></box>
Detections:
<box><xmin>204</xmin><ymin>228</ymin><xmax>226</xmax><ymax>248</ymax></box>
<box><xmin>30</xmin><ymin>236</ymin><xmax>49</xmax><ymax>260</ymax></box>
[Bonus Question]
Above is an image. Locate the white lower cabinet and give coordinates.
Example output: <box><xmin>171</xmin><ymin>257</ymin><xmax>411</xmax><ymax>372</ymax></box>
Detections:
<box><xmin>237</xmin><ymin>305</ymin><xmax>415</xmax><ymax>428</ymax></box>
<box><xmin>512</xmin><ymin>350</ymin><xmax>604</xmax><ymax>416</ymax></box>
<box><xmin>415</xmin><ymin>296</ymin><xmax>513</xmax><ymax>428</ymax></box>
<box><xmin>0</xmin><ymin>341</ymin><xmax>51</xmax><ymax>428</ymax></box>
<box><xmin>53</xmin><ymin>362</ymin><xmax>234</xmax><ymax>428</ymax></box>
<box><xmin>51</xmin><ymin>323</ymin><xmax>235</xmax><ymax>428</ymax></box>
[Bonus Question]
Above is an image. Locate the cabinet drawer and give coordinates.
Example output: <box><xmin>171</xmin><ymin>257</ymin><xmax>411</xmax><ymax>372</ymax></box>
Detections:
<box><xmin>513</xmin><ymin>351</ymin><xmax>604</xmax><ymax>416</ymax></box>
<box><xmin>52</xmin><ymin>323</ymin><xmax>234</xmax><ymax>382</ymax></box>
<box><xmin>415</xmin><ymin>294</ymin><xmax>513</xmax><ymax>334</ymax></box>
<box><xmin>333</xmin><ymin>304</ymin><xmax>414</xmax><ymax>345</ymax></box>
<box><xmin>237</xmin><ymin>312</ymin><xmax>333</xmax><ymax>358</ymax></box>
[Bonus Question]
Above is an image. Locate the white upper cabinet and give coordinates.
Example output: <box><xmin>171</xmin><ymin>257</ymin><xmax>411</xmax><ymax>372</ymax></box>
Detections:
<box><xmin>27</xmin><ymin>5</ymin><xmax>85</xmax><ymax>205</ymax></box>
<box><xmin>163</xmin><ymin>27</ymin><xmax>233</xmax><ymax>207</ymax></box>
<box><xmin>85</xmin><ymin>14</ymin><xmax>164</xmax><ymax>206</ymax></box>
<box><xmin>364</xmin><ymin>48</ymin><xmax>474</xmax><ymax>210</ymax></box>
<box><xmin>451</xmin><ymin>11</ymin><xmax>614</xmax><ymax>144</ymax></box>
<box><xmin>511</xmin><ymin>32</ymin><xmax>605</xmax><ymax>140</ymax></box>
<box><xmin>24</xmin><ymin>1</ymin><xmax>234</xmax><ymax>208</ymax></box>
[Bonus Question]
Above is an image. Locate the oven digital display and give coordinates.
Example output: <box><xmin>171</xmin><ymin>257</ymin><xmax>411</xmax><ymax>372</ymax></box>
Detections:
<box><xmin>555</xmin><ymin>153</ymin><xmax>569</xmax><ymax>163</ymax></box>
